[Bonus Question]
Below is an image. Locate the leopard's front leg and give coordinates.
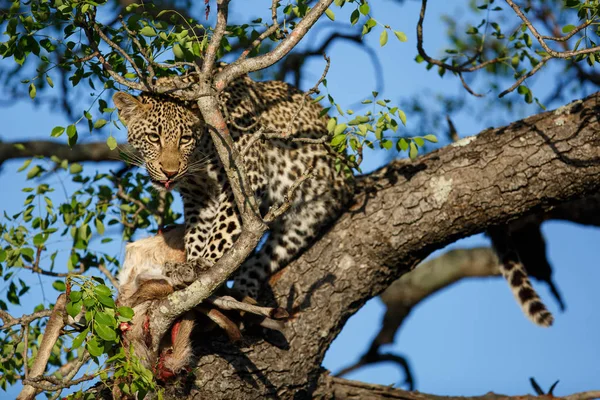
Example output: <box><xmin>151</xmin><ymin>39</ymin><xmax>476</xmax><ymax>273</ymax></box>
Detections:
<box><xmin>162</xmin><ymin>192</ymin><xmax>217</xmax><ymax>288</ymax></box>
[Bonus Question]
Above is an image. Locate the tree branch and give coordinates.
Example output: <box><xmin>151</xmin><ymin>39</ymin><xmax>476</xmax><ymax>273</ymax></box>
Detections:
<box><xmin>215</xmin><ymin>0</ymin><xmax>334</xmax><ymax>89</ymax></box>
<box><xmin>315</xmin><ymin>375</ymin><xmax>600</xmax><ymax>400</ymax></box>
<box><xmin>0</xmin><ymin>140</ymin><xmax>121</xmax><ymax>166</ymax></box>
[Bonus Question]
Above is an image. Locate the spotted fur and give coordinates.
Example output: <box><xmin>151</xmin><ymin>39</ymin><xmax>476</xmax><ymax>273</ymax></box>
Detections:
<box><xmin>488</xmin><ymin>226</ymin><xmax>554</xmax><ymax>327</ymax></box>
<box><xmin>114</xmin><ymin>76</ymin><xmax>352</xmax><ymax>296</ymax></box>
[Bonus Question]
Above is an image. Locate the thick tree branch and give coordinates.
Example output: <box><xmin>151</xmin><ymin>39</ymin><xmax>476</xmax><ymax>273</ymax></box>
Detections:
<box><xmin>162</xmin><ymin>92</ymin><xmax>600</xmax><ymax>399</ymax></box>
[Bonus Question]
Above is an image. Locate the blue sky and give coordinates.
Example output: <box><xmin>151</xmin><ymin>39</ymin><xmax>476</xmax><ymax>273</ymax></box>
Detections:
<box><xmin>1</xmin><ymin>1</ymin><xmax>599</xmax><ymax>398</ymax></box>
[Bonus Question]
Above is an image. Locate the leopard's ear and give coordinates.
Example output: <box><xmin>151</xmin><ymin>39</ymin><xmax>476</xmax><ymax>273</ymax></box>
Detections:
<box><xmin>113</xmin><ymin>92</ymin><xmax>147</xmax><ymax>125</ymax></box>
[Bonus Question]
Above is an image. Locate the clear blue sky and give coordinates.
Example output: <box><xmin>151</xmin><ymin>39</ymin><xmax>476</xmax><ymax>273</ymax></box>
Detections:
<box><xmin>1</xmin><ymin>1</ymin><xmax>598</xmax><ymax>398</ymax></box>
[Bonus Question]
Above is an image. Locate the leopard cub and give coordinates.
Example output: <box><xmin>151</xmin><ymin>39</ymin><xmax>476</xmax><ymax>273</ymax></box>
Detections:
<box><xmin>114</xmin><ymin>75</ymin><xmax>352</xmax><ymax>296</ymax></box>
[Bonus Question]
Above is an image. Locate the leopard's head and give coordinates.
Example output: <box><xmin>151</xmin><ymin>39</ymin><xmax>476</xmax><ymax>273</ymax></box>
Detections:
<box><xmin>113</xmin><ymin>92</ymin><xmax>204</xmax><ymax>191</ymax></box>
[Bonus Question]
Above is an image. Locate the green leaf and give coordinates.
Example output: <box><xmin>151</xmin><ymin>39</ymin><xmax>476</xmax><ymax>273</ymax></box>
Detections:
<box><xmin>21</xmin><ymin>248</ymin><xmax>35</xmax><ymax>261</ymax></box>
<box><xmin>350</xmin><ymin>9</ymin><xmax>360</xmax><ymax>25</ymax></box>
<box><xmin>94</xmin><ymin>322</ymin><xmax>117</xmax><ymax>341</ymax></box>
<box><xmin>334</xmin><ymin>123</ymin><xmax>347</xmax><ymax>136</ymax></box>
<box><xmin>422</xmin><ymin>134</ymin><xmax>438</xmax><ymax>143</ymax></box>
<box><xmin>66</xmin><ymin>124</ymin><xmax>77</xmax><ymax>138</ymax></box>
<box><xmin>325</xmin><ymin>8</ymin><xmax>335</xmax><ymax>21</ymax></box>
<box><xmin>94</xmin><ymin>119</ymin><xmax>108</xmax><ymax>129</ymax></box>
<box><xmin>26</xmin><ymin>165</ymin><xmax>42</xmax><ymax>180</ymax></box>
<box><xmin>95</xmin><ymin>218</ymin><xmax>105</xmax><ymax>235</ymax></box>
<box><xmin>97</xmin><ymin>294</ymin><xmax>115</xmax><ymax>308</ymax></box>
<box><xmin>381</xmin><ymin>139</ymin><xmax>392</xmax><ymax>150</ymax></box>
<box><xmin>327</xmin><ymin>118</ymin><xmax>337</xmax><ymax>133</ymax></box>
<box><xmin>409</xmin><ymin>141</ymin><xmax>418</xmax><ymax>160</ymax></box>
<box><xmin>398</xmin><ymin>110</ymin><xmax>407</xmax><ymax>126</ymax></box>
<box><xmin>359</xmin><ymin>3</ymin><xmax>370</xmax><ymax>15</ymax></box>
<box><xmin>52</xmin><ymin>280</ymin><xmax>66</xmax><ymax>292</ymax></box>
<box><xmin>66</xmin><ymin>300</ymin><xmax>82</xmax><ymax>318</ymax></box>
<box><xmin>398</xmin><ymin>138</ymin><xmax>409</xmax><ymax>151</ymax></box>
<box><xmin>17</xmin><ymin>159</ymin><xmax>32</xmax><ymax>172</ymax></box>
<box><xmin>118</xmin><ymin>306</ymin><xmax>134</xmax><ymax>320</ymax></box>
<box><xmin>69</xmin><ymin>163</ymin><xmax>83</xmax><ymax>174</ymax></box>
<box><xmin>379</xmin><ymin>30</ymin><xmax>388</xmax><ymax>47</ymax></box>
<box><xmin>86</xmin><ymin>336</ymin><xmax>104</xmax><ymax>357</ymax></box>
<box><xmin>330</xmin><ymin>134</ymin><xmax>346</xmax><ymax>147</ymax></box>
<box><xmin>173</xmin><ymin>43</ymin><xmax>185</xmax><ymax>59</ymax></box>
<box><xmin>51</xmin><ymin>126</ymin><xmax>65</xmax><ymax>137</ymax></box>
<box><xmin>70</xmin><ymin>291</ymin><xmax>83</xmax><ymax>302</ymax></box>
<box><xmin>95</xmin><ymin>311</ymin><xmax>116</xmax><ymax>327</ymax></box>
<box><xmin>71</xmin><ymin>328</ymin><xmax>89</xmax><ymax>350</ymax></box>
<box><xmin>29</xmin><ymin>83</ymin><xmax>36</xmax><ymax>99</ymax></box>
<box><xmin>94</xmin><ymin>285</ymin><xmax>112</xmax><ymax>297</ymax></box>
<box><xmin>394</xmin><ymin>30</ymin><xmax>408</xmax><ymax>42</ymax></box>
<box><xmin>140</xmin><ymin>26</ymin><xmax>157</xmax><ymax>37</ymax></box>
<box><xmin>33</xmin><ymin>233</ymin><xmax>46</xmax><ymax>246</ymax></box>
<box><xmin>414</xmin><ymin>137</ymin><xmax>425</xmax><ymax>146</ymax></box>
<box><xmin>107</xmin><ymin>136</ymin><xmax>118</xmax><ymax>150</ymax></box>
<box><xmin>562</xmin><ymin>24</ymin><xmax>576</xmax><ymax>33</ymax></box>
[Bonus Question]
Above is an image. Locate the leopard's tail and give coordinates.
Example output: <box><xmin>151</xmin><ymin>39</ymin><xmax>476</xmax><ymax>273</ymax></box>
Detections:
<box><xmin>488</xmin><ymin>227</ymin><xmax>554</xmax><ymax>327</ymax></box>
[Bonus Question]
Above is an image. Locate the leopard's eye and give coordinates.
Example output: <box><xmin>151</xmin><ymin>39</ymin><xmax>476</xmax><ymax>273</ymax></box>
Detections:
<box><xmin>147</xmin><ymin>133</ymin><xmax>160</xmax><ymax>143</ymax></box>
<box><xmin>180</xmin><ymin>135</ymin><xmax>193</xmax><ymax>144</ymax></box>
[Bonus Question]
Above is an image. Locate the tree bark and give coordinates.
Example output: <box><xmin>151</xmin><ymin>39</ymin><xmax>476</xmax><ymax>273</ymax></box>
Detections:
<box><xmin>152</xmin><ymin>93</ymin><xmax>600</xmax><ymax>399</ymax></box>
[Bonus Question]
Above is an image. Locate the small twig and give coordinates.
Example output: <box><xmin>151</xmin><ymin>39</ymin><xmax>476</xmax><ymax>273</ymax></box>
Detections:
<box><xmin>98</xmin><ymin>262</ymin><xmax>119</xmax><ymax>289</ymax></box>
<box><xmin>21</xmin><ymin>373</ymin><xmax>97</xmax><ymax>392</ymax></box>
<box><xmin>416</xmin><ymin>0</ymin><xmax>505</xmax><ymax>74</ymax></box>
<box><xmin>216</xmin><ymin>0</ymin><xmax>335</xmax><ymax>89</ymax></box>
<box><xmin>20</xmin><ymin>263</ymin><xmax>85</xmax><ymax>277</ymax></box>
<box><xmin>90</xmin><ymin>18</ymin><xmax>146</xmax><ymax>85</ymax></box>
<box><xmin>239</xmin><ymin>54</ymin><xmax>331</xmax><ymax>157</ymax></box>
<box><xmin>499</xmin><ymin>56</ymin><xmax>550</xmax><ymax>98</ymax></box>
<box><xmin>264</xmin><ymin>164</ymin><xmax>314</xmax><ymax>223</ymax></box>
<box><xmin>80</xmin><ymin>17</ymin><xmax>146</xmax><ymax>92</ymax></box>
<box><xmin>284</xmin><ymin>53</ymin><xmax>330</xmax><ymax>135</ymax></box>
<box><xmin>0</xmin><ymin>329</ymin><xmax>24</xmax><ymax>364</ymax></box>
<box><xmin>239</xmin><ymin>0</ymin><xmax>282</xmax><ymax>60</ymax></box>
<box><xmin>0</xmin><ymin>309</ymin><xmax>53</xmax><ymax>330</ymax></box>
<box><xmin>505</xmin><ymin>0</ymin><xmax>600</xmax><ymax>58</ymax></box>
<box><xmin>115</xmin><ymin>182</ymin><xmax>160</xmax><ymax>228</ymax></box>
<box><xmin>458</xmin><ymin>72</ymin><xmax>484</xmax><ymax>97</ymax></box>
<box><xmin>119</xmin><ymin>16</ymin><xmax>155</xmax><ymax>82</ymax></box>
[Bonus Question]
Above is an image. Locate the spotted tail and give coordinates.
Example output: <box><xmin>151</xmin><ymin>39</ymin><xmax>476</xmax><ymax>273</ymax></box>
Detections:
<box><xmin>488</xmin><ymin>226</ymin><xmax>554</xmax><ymax>327</ymax></box>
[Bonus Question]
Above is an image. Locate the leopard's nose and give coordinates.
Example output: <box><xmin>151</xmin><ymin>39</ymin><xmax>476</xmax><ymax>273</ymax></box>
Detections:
<box><xmin>161</xmin><ymin>168</ymin><xmax>178</xmax><ymax>178</ymax></box>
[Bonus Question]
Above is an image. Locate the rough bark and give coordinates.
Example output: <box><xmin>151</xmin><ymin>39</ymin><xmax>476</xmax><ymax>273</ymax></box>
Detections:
<box><xmin>152</xmin><ymin>93</ymin><xmax>600</xmax><ymax>399</ymax></box>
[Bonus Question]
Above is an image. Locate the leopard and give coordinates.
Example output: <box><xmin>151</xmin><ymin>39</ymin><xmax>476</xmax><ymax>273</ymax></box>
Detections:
<box><xmin>113</xmin><ymin>74</ymin><xmax>353</xmax><ymax>298</ymax></box>
<box><xmin>114</xmin><ymin>74</ymin><xmax>553</xmax><ymax>328</ymax></box>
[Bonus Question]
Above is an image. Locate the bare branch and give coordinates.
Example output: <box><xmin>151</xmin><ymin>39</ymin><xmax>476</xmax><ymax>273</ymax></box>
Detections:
<box><xmin>505</xmin><ymin>0</ymin><xmax>600</xmax><ymax>58</ymax></box>
<box><xmin>216</xmin><ymin>0</ymin><xmax>335</xmax><ymax>89</ymax></box>
<box><xmin>0</xmin><ymin>140</ymin><xmax>122</xmax><ymax>166</ymax></box>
